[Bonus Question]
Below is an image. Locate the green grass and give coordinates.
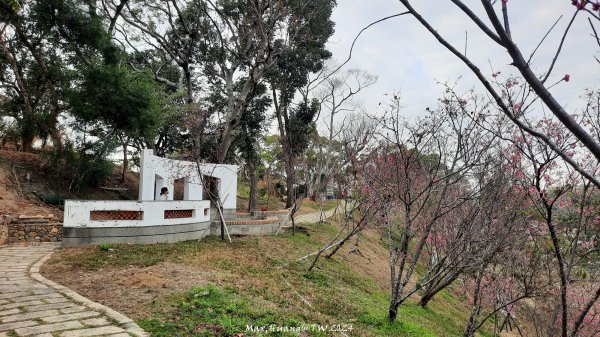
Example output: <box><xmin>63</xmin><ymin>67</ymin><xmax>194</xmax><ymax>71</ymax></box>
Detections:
<box><xmin>139</xmin><ymin>286</ymin><xmax>305</xmax><ymax>337</ymax></box>
<box><xmin>54</xmin><ymin>241</ymin><xmax>204</xmax><ymax>270</ymax></box>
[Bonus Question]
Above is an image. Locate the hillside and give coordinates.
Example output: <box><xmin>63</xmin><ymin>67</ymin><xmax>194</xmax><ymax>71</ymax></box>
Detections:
<box><xmin>0</xmin><ymin>150</ymin><xmax>63</xmax><ymax>218</ymax></box>
<box><xmin>0</xmin><ymin>149</ymin><xmax>140</xmax><ymax>218</ymax></box>
<box><xmin>40</xmin><ymin>218</ymin><xmax>498</xmax><ymax>337</ymax></box>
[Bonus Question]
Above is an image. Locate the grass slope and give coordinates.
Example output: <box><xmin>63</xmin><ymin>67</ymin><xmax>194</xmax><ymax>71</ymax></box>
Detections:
<box><xmin>45</xmin><ymin>221</ymin><xmax>493</xmax><ymax>337</ymax></box>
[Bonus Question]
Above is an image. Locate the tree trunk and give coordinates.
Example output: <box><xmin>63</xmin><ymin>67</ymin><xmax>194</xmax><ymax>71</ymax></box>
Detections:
<box><xmin>546</xmin><ymin>208</ymin><xmax>569</xmax><ymax>337</ymax></box>
<box><xmin>21</xmin><ymin>132</ymin><xmax>35</xmax><ymax>152</ymax></box>
<box><xmin>50</xmin><ymin>128</ymin><xmax>62</xmax><ymax>151</ymax></box>
<box><xmin>284</xmin><ymin>152</ymin><xmax>296</xmax><ymax>208</ymax></box>
<box><xmin>216</xmin><ymin>132</ymin><xmax>234</xmax><ymax>164</ymax></box>
<box><xmin>419</xmin><ymin>273</ymin><xmax>460</xmax><ymax>308</ymax></box>
<box><xmin>388</xmin><ymin>303</ymin><xmax>399</xmax><ymax>322</ymax></box>
<box><xmin>464</xmin><ymin>268</ymin><xmax>484</xmax><ymax>337</ymax></box>
<box><xmin>248</xmin><ymin>160</ymin><xmax>258</xmax><ymax>213</ymax></box>
<box><xmin>121</xmin><ymin>142</ymin><xmax>129</xmax><ymax>183</ymax></box>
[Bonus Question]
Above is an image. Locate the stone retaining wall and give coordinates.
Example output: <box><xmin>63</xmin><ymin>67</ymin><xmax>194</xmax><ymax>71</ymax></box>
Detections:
<box><xmin>7</xmin><ymin>223</ymin><xmax>63</xmax><ymax>243</ymax></box>
<box><xmin>0</xmin><ymin>222</ymin><xmax>7</xmax><ymax>245</ymax></box>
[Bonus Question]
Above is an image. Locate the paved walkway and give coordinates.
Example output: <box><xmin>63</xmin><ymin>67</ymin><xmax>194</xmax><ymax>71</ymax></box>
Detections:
<box><xmin>295</xmin><ymin>203</ymin><xmax>344</xmax><ymax>224</ymax></box>
<box><xmin>0</xmin><ymin>243</ymin><xmax>147</xmax><ymax>337</ymax></box>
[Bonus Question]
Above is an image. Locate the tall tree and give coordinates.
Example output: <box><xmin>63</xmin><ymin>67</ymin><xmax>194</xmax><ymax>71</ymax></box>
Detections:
<box><xmin>228</xmin><ymin>81</ymin><xmax>271</xmax><ymax>213</ymax></box>
<box><xmin>0</xmin><ymin>0</ymin><xmax>74</xmax><ymax>150</ymax></box>
<box><xmin>110</xmin><ymin>0</ymin><xmax>336</xmax><ymax>163</ymax></box>
<box><xmin>268</xmin><ymin>0</ymin><xmax>336</xmax><ymax>207</ymax></box>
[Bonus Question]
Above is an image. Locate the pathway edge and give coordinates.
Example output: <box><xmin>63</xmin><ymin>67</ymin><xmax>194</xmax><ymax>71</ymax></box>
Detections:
<box><xmin>29</xmin><ymin>249</ymin><xmax>149</xmax><ymax>337</ymax></box>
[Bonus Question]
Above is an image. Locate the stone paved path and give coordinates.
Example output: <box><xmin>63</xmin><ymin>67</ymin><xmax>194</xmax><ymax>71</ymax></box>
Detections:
<box><xmin>295</xmin><ymin>202</ymin><xmax>345</xmax><ymax>224</ymax></box>
<box><xmin>0</xmin><ymin>243</ymin><xmax>147</xmax><ymax>337</ymax></box>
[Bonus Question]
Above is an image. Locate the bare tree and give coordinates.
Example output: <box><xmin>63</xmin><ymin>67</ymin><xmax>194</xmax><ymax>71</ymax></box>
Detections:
<box><xmin>356</xmin><ymin>93</ymin><xmax>499</xmax><ymax>321</ymax></box>
<box><xmin>418</xmin><ymin>156</ymin><xmax>525</xmax><ymax>308</ymax></box>
<box><xmin>304</xmin><ymin>68</ymin><xmax>377</xmax><ymax>202</ymax></box>
<box><xmin>297</xmin><ymin>115</ymin><xmax>377</xmax><ymax>269</ymax></box>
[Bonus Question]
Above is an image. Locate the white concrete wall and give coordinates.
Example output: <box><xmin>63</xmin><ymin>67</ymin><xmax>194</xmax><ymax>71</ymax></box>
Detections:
<box><xmin>64</xmin><ymin>200</ymin><xmax>211</xmax><ymax>228</ymax></box>
<box><xmin>138</xmin><ymin>150</ymin><xmax>238</xmax><ymax>210</ymax></box>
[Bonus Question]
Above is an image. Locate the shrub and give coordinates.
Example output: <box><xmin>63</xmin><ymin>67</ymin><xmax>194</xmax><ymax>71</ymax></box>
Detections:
<box><xmin>43</xmin><ymin>145</ymin><xmax>115</xmax><ymax>191</ymax></box>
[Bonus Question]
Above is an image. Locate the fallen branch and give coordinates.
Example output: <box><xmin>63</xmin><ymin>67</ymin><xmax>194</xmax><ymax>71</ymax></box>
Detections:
<box><xmin>297</xmin><ymin>238</ymin><xmax>346</xmax><ymax>262</ymax></box>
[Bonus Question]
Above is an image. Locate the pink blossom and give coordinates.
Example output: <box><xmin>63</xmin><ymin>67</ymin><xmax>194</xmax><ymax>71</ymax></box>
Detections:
<box><xmin>572</xmin><ymin>1</ymin><xmax>586</xmax><ymax>9</ymax></box>
<box><xmin>563</xmin><ymin>74</ymin><xmax>570</xmax><ymax>82</ymax></box>
<box><xmin>514</xmin><ymin>170</ymin><xmax>525</xmax><ymax>180</ymax></box>
<box><xmin>512</xmin><ymin>103</ymin><xmax>522</xmax><ymax>113</ymax></box>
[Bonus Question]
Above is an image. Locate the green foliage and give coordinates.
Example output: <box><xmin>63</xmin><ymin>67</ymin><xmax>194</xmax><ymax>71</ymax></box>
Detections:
<box><xmin>233</xmin><ymin>82</ymin><xmax>271</xmax><ymax>163</ymax></box>
<box><xmin>268</xmin><ymin>0</ymin><xmax>336</xmax><ymax>89</ymax></box>
<box><xmin>43</xmin><ymin>145</ymin><xmax>115</xmax><ymax>190</ymax></box>
<box><xmin>98</xmin><ymin>243</ymin><xmax>113</xmax><ymax>251</ymax></box>
<box><xmin>69</xmin><ymin>65</ymin><xmax>162</xmax><ymax>139</ymax></box>
<box><xmin>0</xmin><ymin>0</ymin><xmax>133</xmax><ymax>150</ymax></box>
<box><xmin>288</xmin><ymin>99</ymin><xmax>319</xmax><ymax>156</ymax></box>
<box><xmin>32</xmin><ymin>0</ymin><xmax>121</xmax><ymax>65</ymax></box>
<box><xmin>6</xmin><ymin>0</ymin><xmax>21</xmax><ymax>11</ymax></box>
<box><xmin>0</xmin><ymin>118</ymin><xmax>19</xmax><ymax>146</ymax></box>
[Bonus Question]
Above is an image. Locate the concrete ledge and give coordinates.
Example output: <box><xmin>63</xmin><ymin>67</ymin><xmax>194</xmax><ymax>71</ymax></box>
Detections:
<box><xmin>209</xmin><ymin>208</ymin><xmax>237</xmax><ymax>221</ymax></box>
<box><xmin>237</xmin><ymin>209</ymin><xmax>291</xmax><ymax>216</ymax></box>
<box><xmin>62</xmin><ymin>222</ymin><xmax>211</xmax><ymax>247</ymax></box>
<box><xmin>30</xmin><ymin>250</ymin><xmax>148</xmax><ymax>337</ymax></box>
<box><xmin>210</xmin><ymin>222</ymin><xmax>279</xmax><ymax>236</ymax></box>
<box><xmin>225</xmin><ymin>216</ymin><xmax>279</xmax><ymax>225</ymax></box>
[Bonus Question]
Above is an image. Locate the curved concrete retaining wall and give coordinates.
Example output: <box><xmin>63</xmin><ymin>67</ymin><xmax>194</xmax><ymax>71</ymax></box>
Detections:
<box><xmin>62</xmin><ymin>221</ymin><xmax>211</xmax><ymax>247</ymax></box>
<box><xmin>61</xmin><ymin>201</ymin><xmax>289</xmax><ymax>246</ymax></box>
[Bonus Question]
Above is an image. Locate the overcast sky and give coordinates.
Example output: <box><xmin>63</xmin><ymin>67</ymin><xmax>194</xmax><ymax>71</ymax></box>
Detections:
<box><xmin>325</xmin><ymin>0</ymin><xmax>599</xmax><ymax>119</ymax></box>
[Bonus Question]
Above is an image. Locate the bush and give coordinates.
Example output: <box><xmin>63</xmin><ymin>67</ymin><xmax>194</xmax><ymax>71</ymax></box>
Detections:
<box><xmin>0</xmin><ymin>118</ymin><xmax>20</xmax><ymax>148</ymax></box>
<box><xmin>43</xmin><ymin>146</ymin><xmax>114</xmax><ymax>191</ymax></box>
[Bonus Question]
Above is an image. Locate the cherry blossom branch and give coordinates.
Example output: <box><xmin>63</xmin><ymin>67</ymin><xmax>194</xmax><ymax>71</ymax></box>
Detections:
<box><xmin>397</xmin><ymin>0</ymin><xmax>600</xmax><ymax>189</ymax></box>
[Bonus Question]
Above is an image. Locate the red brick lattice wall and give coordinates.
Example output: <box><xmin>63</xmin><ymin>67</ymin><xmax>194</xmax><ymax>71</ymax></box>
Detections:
<box><xmin>90</xmin><ymin>211</ymin><xmax>143</xmax><ymax>221</ymax></box>
<box><xmin>164</xmin><ymin>209</ymin><xmax>194</xmax><ymax>219</ymax></box>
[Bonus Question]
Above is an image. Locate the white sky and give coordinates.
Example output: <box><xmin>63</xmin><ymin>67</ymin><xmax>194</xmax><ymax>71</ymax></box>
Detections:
<box><xmin>325</xmin><ymin>0</ymin><xmax>599</xmax><ymax>119</ymax></box>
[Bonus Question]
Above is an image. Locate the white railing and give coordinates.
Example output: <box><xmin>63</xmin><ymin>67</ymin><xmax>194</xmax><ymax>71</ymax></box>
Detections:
<box><xmin>64</xmin><ymin>200</ymin><xmax>211</xmax><ymax>228</ymax></box>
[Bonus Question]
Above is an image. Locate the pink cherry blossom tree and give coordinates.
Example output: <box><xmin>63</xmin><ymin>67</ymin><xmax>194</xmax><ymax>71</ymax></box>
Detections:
<box><xmin>357</xmin><ymin>93</ymin><xmax>509</xmax><ymax>322</ymax></box>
